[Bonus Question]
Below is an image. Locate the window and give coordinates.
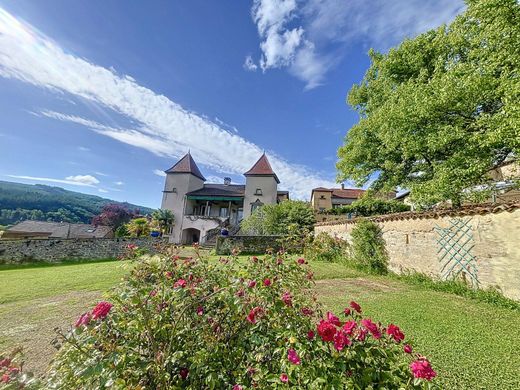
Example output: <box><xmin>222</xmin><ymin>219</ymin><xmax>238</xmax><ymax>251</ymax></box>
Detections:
<box><xmin>172</xmin><ymin>187</ymin><xmax>177</xmax><ymax>193</ymax></box>
<box><xmin>320</xmin><ymin>195</ymin><xmax>325</xmax><ymax>199</ymax></box>
<box><xmin>255</xmin><ymin>188</ymin><xmax>263</xmax><ymax>195</ymax></box>
<box><xmin>319</xmin><ymin>207</ymin><xmax>325</xmax><ymax>212</ymax></box>
<box><xmin>200</xmin><ymin>205</ymin><xmax>210</xmax><ymax>216</ymax></box>
<box><xmin>237</xmin><ymin>208</ymin><xmax>244</xmax><ymax>221</ymax></box>
<box><xmin>219</xmin><ymin>207</ymin><xmax>229</xmax><ymax>217</ymax></box>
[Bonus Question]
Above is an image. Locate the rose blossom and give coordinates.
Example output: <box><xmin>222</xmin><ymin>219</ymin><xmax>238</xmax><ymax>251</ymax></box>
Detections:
<box><xmin>75</xmin><ymin>312</ymin><xmax>91</xmax><ymax>327</ymax></box>
<box><xmin>327</xmin><ymin>311</ymin><xmax>342</xmax><ymax>327</ymax></box>
<box><xmin>248</xmin><ymin>280</ymin><xmax>257</xmax><ymax>288</ymax></box>
<box><xmin>343</xmin><ymin>308</ymin><xmax>351</xmax><ymax>316</ymax></box>
<box><xmin>196</xmin><ymin>306</ymin><xmax>204</xmax><ymax>316</ymax></box>
<box><xmin>361</xmin><ymin>318</ymin><xmax>381</xmax><ymax>339</ymax></box>
<box><xmin>297</xmin><ymin>258</ymin><xmax>305</xmax><ymax>264</ymax></box>
<box><xmin>342</xmin><ymin>320</ymin><xmax>357</xmax><ymax>336</ymax></box>
<box><xmin>179</xmin><ymin>367</ymin><xmax>189</xmax><ymax>380</ymax></box>
<box><xmin>247</xmin><ymin>307</ymin><xmax>263</xmax><ymax>324</ymax></box>
<box><xmin>0</xmin><ymin>359</ymin><xmax>10</xmax><ymax>367</ymax></box>
<box><xmin>301</xmin><ymin>307</ymin><xmax>313</xmax><ymax>316</ymax></box>
<box><xmin>410</xmin><ymin>358</ymin><xmax>436</xmax><ymax>381</ymax></box>
<box><xmin>317</xmin><ymin>320</ymin><xmax>337</xmax><ymax>342</ymax></box>
<box><xmin>282</xmin><ymin>292</ymin><xmax>293</xmax><ymax>307</ymax></box>
<box><xmin>386</xmin><ymin>324</ymin><xmax>405</xmax><ymax>343</ymax></box>
<box><xmin>1</xmin><ymin>374</ymin><xmax>10</xmax><ymax>384</ymax></box>
<box><xmin>287</xmin><ymin>349</ymin><xmax>301</xmax><ymax>365</ymax></box>
<box><xmin>333</xmin><ymin>331</ymin><xmax>351</xmax><ymax>351</ymax></box>
<box><xmin>174</xmin><ymin>279</ymin><xmax>187</xmax><ymax>288</ymax></box>
<box><xmin>404</xmin><ymin>344</ymin><xmax>413</xmax><ymax>354</ymax></box>
<box><xmin>263</xmin><ymin>278</ymin><xmax>271</xmax><ymax>287</ymax></box>
<box><xmin>349</xmin><ymin>301</ymin><xmax>362</xmax><ymax>313</ymax></box>
<box><xmin>280</xmin><ymin>373</ymin><xmax>288</xmax><ymax>383</ymax></box>
<box><xmin>233</xmin><ymin>385</ymin><xmax>243</xmax><ymax>390</ymax></box>
<box><xmin>357</xmin><ymin>327</ymin><xmax>368</xmax><ymax>341</ymax></box>
<box><xmin>91</xmin><ymin>301</ymin><xmax>113</xmax><ymax>320</ymax></box>
<box><xmin>307</xmin><ymin>330</ymin><xmax>315</xmax><ymax>340</ymax></box>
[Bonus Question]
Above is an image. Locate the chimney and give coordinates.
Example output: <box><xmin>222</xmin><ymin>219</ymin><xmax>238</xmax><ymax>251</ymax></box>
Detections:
<box><xmin>341</xmin><ymin>183</ymin><xmax>345</xmax><ymax>190</ymax></box>
<box><xmin>224</xmin><ymin>177</ymin><xmax>231</xmax><ymax>186</ymax></box>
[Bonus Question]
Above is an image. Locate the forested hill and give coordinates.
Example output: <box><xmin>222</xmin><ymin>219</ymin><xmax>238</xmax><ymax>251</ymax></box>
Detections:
<box><xmin>0</xmin><ymin>180</ymin><xmax>155</xmax><ymax>226</ymax></box>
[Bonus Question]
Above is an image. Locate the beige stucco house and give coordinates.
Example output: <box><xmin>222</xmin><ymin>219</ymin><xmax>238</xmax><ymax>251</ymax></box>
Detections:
<box><xmin>161</xmin><ymin>152</ymin><xmax>288</xmax><ymax>244</ymax></box>
<box><xmin>310</xmin><ymin>185</ymin><xmax>366</xmax><ymax>212</ymax></box>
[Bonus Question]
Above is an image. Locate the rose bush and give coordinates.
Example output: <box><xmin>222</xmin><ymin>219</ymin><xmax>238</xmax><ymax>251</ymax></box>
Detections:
<box><xmin>3</xmin><ymin>250</ymin><xmax>436</xmax><ymax>389</ymax></box>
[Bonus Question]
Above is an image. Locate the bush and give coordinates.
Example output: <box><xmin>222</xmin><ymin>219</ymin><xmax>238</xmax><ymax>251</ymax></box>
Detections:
<box><xmin>351</xmin><ymin>220</ymin><xmax>389</xmax><ymax>274</ymax></box>
<box><xmin>8</xmin><ymin>250</ymin><xmax>436</xmax><ymax>388</ymax></box>
<box><xmin>305</xmin><ymin>233</ymin><xmax>350</xmax><ymax>264</ymax></box>
<box><xmin>324</xmin><ymin>197</ymin><xmax>410</xmax><ymax>217</ymax></box>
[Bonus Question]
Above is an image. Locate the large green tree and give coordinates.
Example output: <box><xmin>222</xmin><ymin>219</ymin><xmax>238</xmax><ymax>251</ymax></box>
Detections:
<box><xmin>337</xmin><ymin>0</ymin><xmax>519</xmax><ymax>206</ymax></box>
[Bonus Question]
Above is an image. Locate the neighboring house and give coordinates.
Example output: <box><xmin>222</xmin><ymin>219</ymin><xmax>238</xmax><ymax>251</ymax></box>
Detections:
<box><xmin>161</xmin><ymin>152</ymin><xmax>289</xmax><ymax>244</ymax></box>
<box><xmin>311</xmin><ymin>184</ymin><xmax>366</xmax><ymax>212</ymax></box>
<box><xmin>2</xmin><ymin>221</ymin><xmax>113</xmax><ymax>239</ymax></box>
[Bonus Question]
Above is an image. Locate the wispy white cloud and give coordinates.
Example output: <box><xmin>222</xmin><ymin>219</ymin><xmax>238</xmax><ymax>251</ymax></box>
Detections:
<box><xmin>114</xmin><ymin>181</ymin><xmax>124</xmax><ymax>186</ymax></box>
<box><xmin>98</xmin><ymin>188</ymin><xmax>108</xmax><ymax>193</ymax></box>
<box><xmin>7</xmin><ymin>174</ymin><xmax>100</xmax><ymax>187</ymax></box>
<box><xmin>0</xmin><ymin>7</ymin><xmax>337</xmax><ymax>199</ymax></box>
<box><xmin>243</xmin><ymin>55</ymin><xmax>258</xmax><ymax>71</ymax></box>
<box><xmin>95</xmin><ymin>171</ymin><xmax>109</xmax><ymax>177</ymax></box>
<box><xmin>78</xmin><ymin>146</ymin><xmax>90</xmax><ymax>152</ymax></box>
<box><xmin>249</xmin><ymin>0</ymin><xmax>465</xmax><ymax>89</ymax></box>
<box><xmin>153</xmin><ymin>169</ymin><xmax>167</xmax><ymax>177</ymax></box>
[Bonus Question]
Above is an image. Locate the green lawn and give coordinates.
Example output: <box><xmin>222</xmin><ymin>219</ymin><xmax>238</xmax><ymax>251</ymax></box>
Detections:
<box><xmin>1</xmin><ymin>255</ymin><xmax>519</xmax><ymax>388</ymax></box>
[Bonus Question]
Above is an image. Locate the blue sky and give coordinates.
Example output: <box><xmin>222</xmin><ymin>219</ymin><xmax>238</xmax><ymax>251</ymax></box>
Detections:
<box><xmin>0</xmin><ymin>0</ymin><xmax>465</xmax><ymax>208</ymax></box>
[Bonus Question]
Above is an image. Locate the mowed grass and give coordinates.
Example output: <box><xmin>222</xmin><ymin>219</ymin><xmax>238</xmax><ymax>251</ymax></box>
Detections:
<box><xmin>1</xmin><ymin>255</ymin><xmax>519</xmax><ymax>388</ymax></box>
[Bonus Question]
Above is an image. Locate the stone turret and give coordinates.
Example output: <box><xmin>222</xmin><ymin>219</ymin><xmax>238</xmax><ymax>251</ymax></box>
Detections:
<box><xmin>243</xmin><ymin>153</ymin><xmax>279</xmax><ymax>219</ymax></box>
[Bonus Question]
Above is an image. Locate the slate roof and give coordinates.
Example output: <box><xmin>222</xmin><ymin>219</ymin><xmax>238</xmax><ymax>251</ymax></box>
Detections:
<box><xmin>186</xmin><ymin>184</ymin><xmax>246</xmax><ymax>197</ymax></box>
<box><xmin>244</xmin><ymin>153</ymin><xmax>280</xmax><ymax>183</ymax></box>
<box><xmin>5</xmin><ymin>221</ymin><xmax>113</xmax><ymax>239</ymax></box>
<box><xmin>165</xmin><ymin>152</ymin><xmax>206</xmax><ymax>181</ymax></box>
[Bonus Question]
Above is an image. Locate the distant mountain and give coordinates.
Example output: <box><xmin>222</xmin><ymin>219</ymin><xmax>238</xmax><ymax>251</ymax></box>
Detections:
<box><xmin>0</xmin><ymin>180</ymin><xmax>155</xmax><ymax>226</ymax></box>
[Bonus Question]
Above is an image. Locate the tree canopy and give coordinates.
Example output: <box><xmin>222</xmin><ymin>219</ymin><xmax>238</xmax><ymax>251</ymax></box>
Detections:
<box><xmin>337</xmin><ymin>0</ymin><xmax>520</xmax><ymax>206</ymax></box>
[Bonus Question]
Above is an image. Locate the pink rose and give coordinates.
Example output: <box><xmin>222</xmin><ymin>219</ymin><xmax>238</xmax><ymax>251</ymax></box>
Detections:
<box><xmin>0</xmin><ymin>359</ymin><xmax>10</xmax><ymax>368</ymax></box>
<box><xmin>297</xmin><ymin>258</ymin><xmax>305</xmax><ymax>264</ymax></box>
<box><xmin>233</xmin><ymin>385</ymin><xmax>243</xmax><ymax>390</ymax></box>
<box><xmin>361</xmin><ymin>318</ymin><xmax>381</xmax><ymax>339</ymax></box>
<box><xmin>333</xmin><ymin>331</ymin><xmax>351</xmax><ymax>351</ymax></box>
<box><xmin>386</xmin><ymin>324</ymin><xmax>405</xmax><ymax>343</ymax></box>
<box><xmin>196</xmin><ymin>306</ymin><xmax>204</xmax><ymax>316</ymax></box>
<box><xmin>280</xmin><ymin>373</ymin><xmax>288</xmax><ymax>383</ymax></box>
<box><xmin>307</xmin><ymin>330</ymin><xmax>315</xmax><ymax>340</ymax></box>
<box><xmin>174</xmin><ymin>279</ymin><xmax>187</xmax><ymax>288</ymax></box>
<box><xmin>263</xmin><ymin>278</ymin><xmax>271</xmax><ymax>287</ymax></box>
<box><xmin>404</xmin><ymin>344</ymin><xmax>413</xmax><ymax>354</ymax></box>
<box><xmin>248</xmin><ymin>280</ymin><xmax>257</xmax><ymax>288</ymax></box>
<box><xmin>91</xmin><ymin>301</ymin><xmax>113</xmax><ymax>320</ymax></box>
<box><xmin>287</xmin><ymin>349</ymin><xmax>301</xmax><ymax>365</ymax></box>
<box><xmin>282</xmin><ymin>292</ymin><xmax>293</xmax><ymax>307</ymax></box>
<box><xmin>410</xmin><ymin>358</ymin><xmax>436</xmax><ymax>381</ymax></box>
<box><xmin>1</xmin><ymin>374</ymin><xmax>10</xmax><ymax>384</ymax></box>
<box><xmin>327</xmin><ymin>311</ymin><xmax>342</xmax><ymax>327</ymax></box>
<box><xmin>75</xmin><ymin>312</ymin><xmax>91</xmax><ymax>327</ymax></box>
<box><xmin>342</xmin><ymin>320</ymin><xmax>357</xmax><ymax>335</ymax></box>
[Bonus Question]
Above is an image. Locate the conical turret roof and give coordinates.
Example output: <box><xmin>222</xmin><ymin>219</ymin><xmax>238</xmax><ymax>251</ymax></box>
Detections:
<box><xmin>244</xmin><ymin>153</ymin><xmax>280</xmax><ymax>183</ymax></box>
<box><xmin>165</xmin><ymin>152</ymin><xmax>206</xmax><ymax>181</ymax></box>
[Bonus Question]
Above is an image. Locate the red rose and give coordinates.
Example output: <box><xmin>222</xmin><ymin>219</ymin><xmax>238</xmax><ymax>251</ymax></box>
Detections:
<box><xmin>357</xmin><ymin>327</ymin><xmax>368</xmax><ymax>341</ymax></box>
<box><xmin>327</xmin><ymin>311</ymin><xmax>342</xmax><ymax>327</ymax></box>
<box><xmin>301</xmin><ymin>307</ymin><xmax>313</xmax><ymax>316</ymax></box>
<box><xmin>410</xmin><ymin>358</ymin><xmax>436</xmax><ymax>381</ymax></box>
<box><xmin>361</xmin><ymin>318</ymin><xmax>381</xmax><ymax>339</ymax></box>
<box><xmin>307</xmin><ymin>330</ymin><xmax>315</xmax><ymax>340</ymax></box>
<box><xmin>196</xmin><ymin>306</ymin><xmax>204</xmax><ymax>316</ymax></box>
<box><xmin>248</xmin><ymin>280</ymin><xmax>257</xmax><ymax>288</ymax></box>
<box><xmin>149</xmin><ymin>289</ymin><xmax>157</xmax><ymax>297</ymax></box>
<box><xmin>386</xmin><ymin>323</ymin><xmax>405</xmax><ymax>343</ymax></box>
<box><xmin>287</xmin><ymin>349</ymin><xmax>301</xmax><ymax>365</ymax></box>
<box><xmin>179</xmin><ymin>367</ymin><xmax>189</xmax><ymax>380</ymax></box>
<box><xmin>349</xmin><ymin>301</ymin><xmax>362</xmax><ymax>313</ymax></box>
<box><xmin>75</xmin><ymin>312</ymin><xmax>91</xmax><ymax>327</ymax></box>
<box><xmin>333</xmin><ymin>330</ymin><xmax>351</xmax><ymax>351</ymax></box>
<box><xmin>263</xmin><ymin>278</ymin><xmax>271</xmax><ymax>287</ymax></box>
<box><xmin>342</xmin><ymin>320</ymin><xmax>357</xmax><ymax>336</ymax></box>
<box><xmin>1</xmin><ymin>374</ymin><xmax>10</xmax><ymax>383</ymax></box>
<box><xmin>317</xmin><ymin>320</ymin><xmax>337</xmax><ymax>342</ymax></box>
<box><xmin>236</xmin><ymin>288</ymin><xmax>245</xmax><ymax>297</ymax></box>
<box><xmin>174</xmin><ymin>279</ymin><xmax>187</xmax><ymax>288</ymax></box>
<box><xmin>297</xmin><ymin>258</ymin><xmax>305</xmax><ymax>264</ymax></box>
<box><xmin>343</xmin><ymin>308</ymin><xmax>351</xmax><ymax>316</ymax></box>
<box><xmin>91</xmin><ymin>301</ymin><xmax>113</xmax><ymax>320</ymax></box>
<box><xmin>280</xmin><ymin>373</ymin><xmax>288</xmax><ymax>383</ymax></box>
<box><xmin>404</xmin><ymin>344</ymin><xmax>413</xmax><ymax>354</ymax></box>
<box><xmin>247</xmin><ymin>307</ymin><xmax>263</xmax><ymax>324</ymax></box>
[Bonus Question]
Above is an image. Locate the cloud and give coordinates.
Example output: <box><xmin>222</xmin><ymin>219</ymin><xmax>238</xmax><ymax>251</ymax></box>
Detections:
<box><xmin>153</xmin><ymin>169</ymin><xmax>167</xmax><ymax>177</ymax></box>
<box><xmin>243</xmin><ymin>55</ymin><xmax>258</xmax><ymax>71</ymax></box>
<box><xmin>249</xmin><ymin>0</ymin><xmax>465</xmax><ymax>89</ymax></box>
<box><xmin>0</xmin><ymin>7</ymin><xmax>337</xmax><ymax>199</ymax></box>
<box><xmin>7</xmin><ymin>174</ymin><xmax>99</xmax><ymax>187</ymax></box>
<box><xmin>78</xmin><ymin>146</ymin><xmax>90</xmax><ymax>152</ymax></box>
<box><xmin>98</xmin><ymin>188</ymin><xmax>108</xmax><ymax>193</ymax></box>
<box><xmin>114</xmin><ymin>181</ymin><xmax>124</xmax><ymax>186</ymax></box>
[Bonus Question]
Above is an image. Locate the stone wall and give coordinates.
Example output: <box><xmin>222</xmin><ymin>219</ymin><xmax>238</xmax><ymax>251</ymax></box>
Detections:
<box><xmin>315</xmin><ymin>204</ymin><xmax>520</xmax><ymax>300</ymax></box>
<box><xmin>0</xmin><ymin>237</ymin><xmax>169</xmax><ymax>263</ymax></box>
<box><xmin>216</xmin><ymin>235</ymin><xmax>283</xmax><ymax>255</ymax></box>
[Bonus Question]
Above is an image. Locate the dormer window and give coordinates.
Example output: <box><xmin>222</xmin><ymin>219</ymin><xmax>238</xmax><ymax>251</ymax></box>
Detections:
<box><xmin>255</xmin><ymin>188</ymin><xmax>263</xmax><ymax>195</ymax></box>
<box><xmin>172</xmin><ymin>187</ymin><xmax>177</xmax><ymax>193</ymax></box>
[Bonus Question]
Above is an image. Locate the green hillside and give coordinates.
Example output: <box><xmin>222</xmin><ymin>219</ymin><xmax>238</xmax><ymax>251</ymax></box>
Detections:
<box><xmin>0</xmin><ymin>181</ymin><xmax>155</xmax><ymax>225</ymax></box>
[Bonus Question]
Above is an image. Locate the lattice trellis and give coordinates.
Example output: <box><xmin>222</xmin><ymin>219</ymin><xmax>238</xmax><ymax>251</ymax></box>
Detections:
<box><xmin>434</xmin><ymin>218</ymin><xmax>479</xmax><ymax>288</ymax></box>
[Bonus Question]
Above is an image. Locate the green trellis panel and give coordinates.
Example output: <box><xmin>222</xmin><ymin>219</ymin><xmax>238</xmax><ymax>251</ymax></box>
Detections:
<box><xmin>434</xmin><ymin>217</ymin><xmax>479</xmax><ymax>288</ymax></box>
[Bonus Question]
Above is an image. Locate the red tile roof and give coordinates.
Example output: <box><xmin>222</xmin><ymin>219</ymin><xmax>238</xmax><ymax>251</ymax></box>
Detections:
<box><xmin>244</xmin><ymin>153</ymin><xmax>280</xmax><ymax>183</ymax></box>
<box><xmin>165</xmin><ymin>152</ymin><xmax>206</xmax><ymax>181</ymax></box>
<box><xmin>312</xmin><ymin>187</ymin><xmax>365</xmax><ymax>199</ymax></box>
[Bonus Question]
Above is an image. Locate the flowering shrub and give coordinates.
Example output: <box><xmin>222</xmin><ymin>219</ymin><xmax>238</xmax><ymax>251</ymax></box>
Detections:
<box><xmin>304</xmin><ymin>232</ymin><xmax>350</xmax><ymax>263</ymax></box>
<box><xmin>10</xmin><ymin>251</ymin><xmax>435</xmax><ymax>388</ymax></box>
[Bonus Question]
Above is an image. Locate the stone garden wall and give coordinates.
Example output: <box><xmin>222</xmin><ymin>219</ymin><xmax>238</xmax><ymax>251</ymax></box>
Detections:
<box><xmin>216</xmin><ymin>235</ymin><xmax>283</xmax><ymax>255</ymax></box>
<box><xmin>315</xmin><ymin>203</ymin><xmax>520</xmax><ymax>300</ymax></box>
<box><xmin>0</xmin><ymin>237</ymin><xmax>169</xmax><ymax>263</ymax></box>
